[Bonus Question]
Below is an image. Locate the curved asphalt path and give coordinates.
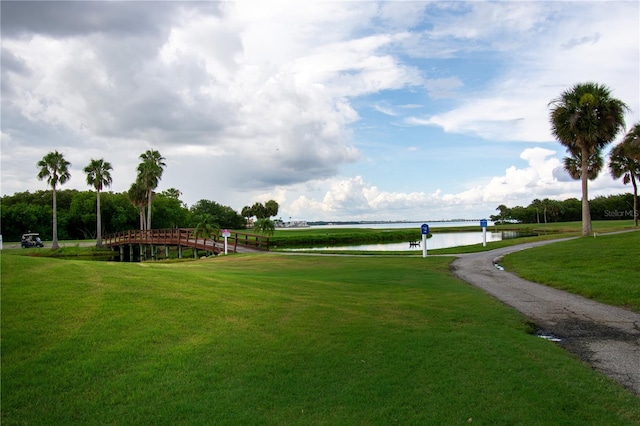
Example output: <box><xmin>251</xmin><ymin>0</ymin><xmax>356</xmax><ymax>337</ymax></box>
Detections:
<box><xmin>450</xmin><ymin>236</ymin><xmax>640</xmax><ymax>395</ymax></box>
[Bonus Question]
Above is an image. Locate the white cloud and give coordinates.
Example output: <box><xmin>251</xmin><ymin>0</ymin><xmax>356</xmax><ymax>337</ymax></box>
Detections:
<box><xmin>403</xmin><ymin>1</ymin><xmax>639</xmax><ymax>143</ymax></box>
<box><xmin>280</xmin><ymin>147</ymin><xmax>628</xmax><ymax>220</ymax></box>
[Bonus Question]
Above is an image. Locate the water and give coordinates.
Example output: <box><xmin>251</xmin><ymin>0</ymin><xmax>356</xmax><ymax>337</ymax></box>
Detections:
<box><xmin>288</xmin><ymin>231</ymin><xmax>507</xmax><ymax>252</ymax></box>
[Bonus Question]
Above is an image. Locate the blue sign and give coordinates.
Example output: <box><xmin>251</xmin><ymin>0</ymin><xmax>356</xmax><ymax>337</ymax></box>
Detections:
<box><xmin>480</xmin><ymin>219</ymin><xmax>488</xmax><ymax>228</ymax></box>
<box><xmin>421</xmin><ymin>224</ymin><xmax>429</xmax><ymax>235</ymax></box>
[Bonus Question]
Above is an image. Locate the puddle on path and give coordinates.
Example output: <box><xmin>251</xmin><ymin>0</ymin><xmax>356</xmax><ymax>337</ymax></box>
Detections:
<box><xmin>536</xmin><ymin>331</ymin><xmax>562</xmax><ymax>342</ymax></box>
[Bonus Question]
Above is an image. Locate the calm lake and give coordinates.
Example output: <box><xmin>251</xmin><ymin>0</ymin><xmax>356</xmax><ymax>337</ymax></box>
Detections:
<box><xmin>287</xmin><ymin>231</ymin><xmax>506</xmax><ymax>252</ymax></box>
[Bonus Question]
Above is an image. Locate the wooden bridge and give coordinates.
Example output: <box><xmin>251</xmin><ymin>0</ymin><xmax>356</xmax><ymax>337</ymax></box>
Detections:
<box><xmin>103</xmin><ymin>228</ymin><xmax>269</xmax><ymax>261</ymax></box>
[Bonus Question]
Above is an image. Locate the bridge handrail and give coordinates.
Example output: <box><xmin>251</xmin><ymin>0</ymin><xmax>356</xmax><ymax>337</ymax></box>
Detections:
<box><xmin>103</xmin><ymin>228</ymin><xmax>269</xmax><ymax>251</ymax></box>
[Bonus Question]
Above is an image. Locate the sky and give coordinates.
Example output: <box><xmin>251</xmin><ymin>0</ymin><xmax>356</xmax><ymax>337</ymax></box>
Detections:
<box><xmin>1</xmin><ymin>1</ymin><xmax>639</xmax><ymax>222</ymax></box>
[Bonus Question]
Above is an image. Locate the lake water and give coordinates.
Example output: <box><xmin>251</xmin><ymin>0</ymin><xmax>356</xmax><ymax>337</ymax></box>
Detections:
<box><xmin>288</xmin><ymin>230</ymin><xmax>509</xmax><ymax>252</ymax></box>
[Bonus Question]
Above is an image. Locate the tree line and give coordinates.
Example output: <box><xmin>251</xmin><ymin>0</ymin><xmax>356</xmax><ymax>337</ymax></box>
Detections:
<box><xmin>0</xmin><ymin>189</ymin><xmax>249</xmax><ymax>243</ymax></box>
<box><xmin>3</xmin><ymin>148</ymin><xmax>280</xmax><ymax>245</ymax></box>
<box><xmin>491</xmin><ymin>193</ymin><xmax>637</xmax><ymax>225</ymax></box>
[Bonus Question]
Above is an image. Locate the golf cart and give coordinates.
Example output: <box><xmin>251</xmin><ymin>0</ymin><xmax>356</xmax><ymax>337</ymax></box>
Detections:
<box><xmin>21</xmin><ymin>233</ymin><xmax>44</xmax><ymax>248</ymax></box>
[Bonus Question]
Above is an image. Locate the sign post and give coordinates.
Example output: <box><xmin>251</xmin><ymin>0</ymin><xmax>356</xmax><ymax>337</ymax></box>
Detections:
<box><xmin>480</xmin><ymin>219</ymin><xmax>488</xmax><ymax>247</ymax></box>
<box><xmin>222</xmin><ymin>229</ymin><xmax>231</xmax><ymax>255</ymax></box>
<box><xmin>421</xmin><ymin>224</ymin><xmax>429</xmax><ymax>258</ymax></box>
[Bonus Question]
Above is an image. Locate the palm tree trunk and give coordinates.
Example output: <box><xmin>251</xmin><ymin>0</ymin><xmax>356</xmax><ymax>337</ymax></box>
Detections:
<box><xmin>581</xmin><ymin>147</ymin><xmax>592</xmax><ymax>236</ymax></box>
<box><xmin>632</xmin><ymin>176</ymin><xmax>638</xmax><ymax>227</ymax></box>
<box><xmin>139</xmin><ymin>205</ymin><xmax>145</xmax><ymax>230</ymax></box>
<box><xmin>52</xmin><ymin>187</ymin><xmax>59</xmax><ymax>249</ymax></box>
<box><xmin>147</xmin><ymin>189</ymin><xmax>152</xmax><ymax>231</ymax></box>
<box><xmin>96</xmin><ymin>189</ymin><xmax>102</xmax><ymax>247</ymax></box>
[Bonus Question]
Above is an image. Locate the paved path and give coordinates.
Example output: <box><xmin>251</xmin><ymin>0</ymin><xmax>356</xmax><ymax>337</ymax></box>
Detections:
<box><xmin>450</xmin><ymin>238</ymin><xmax>640</xmax><ymax>395</ymax></box>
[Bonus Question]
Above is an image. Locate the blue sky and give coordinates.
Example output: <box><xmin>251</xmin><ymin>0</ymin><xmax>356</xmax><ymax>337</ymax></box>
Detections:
<box><xmin>1</xmin><ymin>1</ymin><xmax>639</xmax><ymax>221</ymax></box>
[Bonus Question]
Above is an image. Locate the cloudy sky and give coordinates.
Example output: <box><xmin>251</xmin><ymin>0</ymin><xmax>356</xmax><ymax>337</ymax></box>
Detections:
<box><xmin>2</xmin><ymin>1</ymin><xmax>638</xmax><ymax>222</ymax></box>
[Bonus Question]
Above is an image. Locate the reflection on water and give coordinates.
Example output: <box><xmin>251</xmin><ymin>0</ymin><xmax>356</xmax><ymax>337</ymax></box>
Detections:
<box><xmin>289</xmin><ymin>231</ymin><xmax>509</xmax><ymax>252</ymax></box>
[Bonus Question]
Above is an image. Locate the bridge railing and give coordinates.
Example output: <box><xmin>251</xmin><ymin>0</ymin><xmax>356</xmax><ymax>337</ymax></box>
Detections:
<box><xmin>103</xmin><ymin>228</ymin><xmax>269</xmax><ymax>252</ymax></box>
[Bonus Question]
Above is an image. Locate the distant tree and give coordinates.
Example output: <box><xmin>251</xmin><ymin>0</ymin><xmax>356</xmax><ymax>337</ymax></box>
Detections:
<box><xmin>254</xmin><ymin>218</ymin><xmax>275</xmax><ymax>236</ymax></box>
<box><xmin>531</xmin><ymin>199</ymin><xmax>543</xmax><ymax>223</ymax></box>
<box><xmin>67</xmin><ymin>191</ymin><xmax>98</xmax><ymax>239</ymax></box>
<box><xmin>152</xmin><ymin>194</ymin><xmax>188</xmax><ymax>229</ymax></box>
<box><xmin>128</xmin><ymin>182</ymin><xmax>148</xmax><ymax>230</ymax></box>
<box><xmin>137</xmin><ymin>150</ymin><xmax>166</xmax><ymax>230</ymax></box>
<box><xmin>161</xmin><ymin>187</ymin><xmax>182</xmax><ymax>200</ymax></box>
<box><xmin>100</xmin><ymin>191</ymin><xmax>139</xmax><ymax>232</ymax></box>
<box><xmin>550</xmin><ymin>82</ymin><xmax>628</xmax><ymax>235</ymax></box>
<box><xmin>241</xmin><ymin>205</ymin><xmax>253</xmax><ymax>227</ymax></box>
<box><xmin>192</xmin><ymin>214</ymin><xmax>220</xmax><ymax>241</ymax></box>
<box><xmin>251</xmin><ymin>202</ymin><xmax>267</xmax><ymax>219</ymax></box>
<box><xmin>37</xmin><ymin>151</ymin><xmax>71</xmax><ymax>249</ymax></box>
<box><xmin>496</xmin><ymin>204</ymin><xmax>509</xmax><ymax>224</ymax></box>
<box><xmin>189</xmin><ymin>199</ymin><xmax>245</xmax><ymax>229</ymax></box>
<box><xmin>609</xmin><ymin>124</ymin><xmax>640</xmax><ymax>226</ymax></box>
<box><xmin>264</xmin><ymin>200</ymin><xmax>279</xmax><ymax>218</ymax></box>
<box><xmin>543</xmin><ymin>199</ymin><xmax>563</xmax><ymax>223</ymax></box>
<box><xmin>84</xmin><ymin>158</ymin><xmax>113</xmax><ymax>247</ymax></box>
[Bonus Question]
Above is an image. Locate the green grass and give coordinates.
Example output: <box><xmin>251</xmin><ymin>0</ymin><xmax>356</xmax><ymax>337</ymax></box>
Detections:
<box><xmin>502</xmin><ymin>230</ymin><xmax>640</xmax><ymax>312</ymax></box>
<box><xmin>2</xmin><ymin>253</ymin><xmax>639</xmax><ymax>424</ymax></box>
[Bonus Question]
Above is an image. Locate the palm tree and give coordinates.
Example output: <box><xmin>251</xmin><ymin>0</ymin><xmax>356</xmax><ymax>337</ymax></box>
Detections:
<box><xmin>161</xmin><ymin>188</ymin><xmax>182</xmax><ymax>200</ymax></box>
<box><xmin>254</xmin><ymin>218</ymin><xmax>275</xmax><ymax>236</ymax></box>
<box><xmin>264</xmin><ymin>200</ymin><xmax>279</xmax><ymax>218</ymax></box>
<box><xmin>37</xmin><ymin>151</ymin><xmax>71</xmax><ymax>249</ymax></box>
<box><xmin>192</xmin><ymin>214</ymin><xmax>221</xmax><ymax>240</ymax></box>
<box><xmin>622</xmin><ymin>123</ymin><xmax>640</xmax><ymax>161</ymax></box>
<box><xmin>137</xmin><ymin>150</ymin><xmax>166</xmax><ymax>230</ymax></box>
<box><xmin>563</xmin><ymin>149</ymin><xmax>604</xmax><ymax>181</ymax></box>
<box><xmin>496</xmin><ymin>204</ymin><xmax>508</xmax><ymax>224</ymax></box>
<box><xmin>84</xmin><ymin>158</ymin><xmax>113</xmax><ymax>247</ymax></box>
<box><xmin>128</xmin><ymin>182</ymin><xmax>148</xmax><ymax>230</ymax></box>
<box><xmin>609</xmin><ymin>124</ymin><xmax>640</xmax><ymax>227</ymax></box>
<box><xmin>550</xmin><ymin>82</ymin><xmax>628</xmax><ymax>236</ymax></box>
<box><xmin>530</xmin><ymin>199</ymin><xmax>543</xmax><ymax>224</ymax></box>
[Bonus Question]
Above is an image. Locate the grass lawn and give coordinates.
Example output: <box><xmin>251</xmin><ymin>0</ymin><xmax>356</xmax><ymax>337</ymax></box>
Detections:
<box><xmin>2</xmin><ymin>252</ymin><xmax>639</xmax><ymax>424</ymax></box>
<box><xmin>502</xmin><ymin>230</ymin><xmax>640</xmax><ymax>312</ymax></box>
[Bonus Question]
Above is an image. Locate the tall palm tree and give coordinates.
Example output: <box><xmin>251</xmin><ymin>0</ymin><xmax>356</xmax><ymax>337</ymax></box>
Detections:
<box><xmin>128</xmin><ymin>182</ymin><xmax>148</xmax><ymax>230</ymax></box>
<box><xmin>37</xmin><ymin>150</ymin><xmax>71</xmax><ymax>249</ymax></box>
<box><xmin>609</xmin><ymin>125</ymin><xmax>640</xmax><ymax>227</ymax></box>
<box><xmin>137</xmin><ymin>150</ymin><xmax>166</xmax><ymax>230</ymax></box>
<box><xmin>84</xmin><ymin>158</ymin><xmax>113</xmax><ymax>247</ymax></box>
<box><xmin>550</xmin><ymin>82</ymin><xmax>628</xmax><ymax>236</ymax></box>
<box><xmin>563</xmin><ymin>149</ymin><xmax>604</xmax><ymax>181</ymax></box>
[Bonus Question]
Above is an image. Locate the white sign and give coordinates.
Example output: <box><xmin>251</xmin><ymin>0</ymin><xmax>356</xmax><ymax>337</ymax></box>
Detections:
<box><xmin>222</xmin><ymin>229</ymin><xmax>231</xmax><ymax>238</ymax></box>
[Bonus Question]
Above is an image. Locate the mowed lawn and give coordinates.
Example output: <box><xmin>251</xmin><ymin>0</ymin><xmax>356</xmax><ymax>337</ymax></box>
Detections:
<box><xmin>503</xmin><ymin>230</ymin><xmax>640</xmax><ymax>312</ymax></box>
<box><xmin>2</xmin><ymin>253</ymin><xmax>639</xmax><ymax>425</ymax></box>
